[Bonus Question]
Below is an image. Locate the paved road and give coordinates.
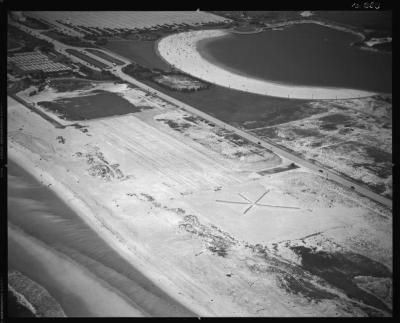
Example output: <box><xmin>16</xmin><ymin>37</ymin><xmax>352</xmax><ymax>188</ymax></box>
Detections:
<box><xmin>11</xmin><ymin>21</ymin><xmax>392</xmax><ymax>209</ymax></box>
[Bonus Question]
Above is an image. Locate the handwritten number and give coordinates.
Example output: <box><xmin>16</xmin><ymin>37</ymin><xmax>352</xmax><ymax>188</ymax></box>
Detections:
<box><xmin>352</xmin><ymin>1</ymin><xmax>380</xmax><ymax>9</ymax></box>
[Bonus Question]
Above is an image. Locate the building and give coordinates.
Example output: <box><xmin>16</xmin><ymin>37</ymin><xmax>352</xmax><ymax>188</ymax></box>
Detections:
<box><xmin>8</xmin><ymin>51</ymin><xmax>71</xmax><ymax>76</ymax></box>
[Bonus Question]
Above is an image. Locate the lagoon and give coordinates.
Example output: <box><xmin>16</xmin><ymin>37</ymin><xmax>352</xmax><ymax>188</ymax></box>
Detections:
<box><xmin>200</xmin><ymin>23</ymin><xmax>391</xmax><ymax>93</ymax></box>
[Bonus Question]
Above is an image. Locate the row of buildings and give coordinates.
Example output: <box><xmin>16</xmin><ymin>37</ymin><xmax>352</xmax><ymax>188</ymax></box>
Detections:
<box><xmin>8</xmin><ymin>51</ymin><xmax>72</xmax><ymax>76</ymax></box>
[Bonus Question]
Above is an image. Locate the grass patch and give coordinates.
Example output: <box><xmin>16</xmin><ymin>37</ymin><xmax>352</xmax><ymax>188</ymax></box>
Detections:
<box><xmin>65</xmin><ymin>49</ymin><xmax>109</xmax><ymax>69</ymax></box>
<box><xmin>104</xmin><ymin>40</ymin><xmax>172</xmax><ymax>70</ymax></box>
<box><xmin>38</xmin><ymin>90</ymin><xmax>146</xmax><ymax>120</ymax></box>
<box><xmin>152</xmin><ymin>74</ymin><xmax>210</xmax><ymax>92</ymax></box>
<box><xmin>364</xmin><ymin>146</ymin><xmax>392</xmax><ymax>164</ymax></box>
<box><xmin>138</xmin><ymin>78</ymin><xmax>323</xmax><ymax>127</ymax></box>
<box><xmin>7</xmin><ymin>39</ymin><xmax>22</xmax><ymax>51</ymax></box>
<box><xmin>319</xmin><ymin>113</ymin><xmax>353</xmax><ymax>124</ymax></box>
<box><xmin>252</xmin><ymin>127</ymin><xmax>279</xmax><ymax>139</ymax></box>
<box><xmin>291</xmin><ymin>246</ymin><xmax>391</xmax><ymax>313</ymax></box>
<box><xmin>85</xmin><ymin>48</ymin><xmax>125</xmax><ymax>65</ymax></box>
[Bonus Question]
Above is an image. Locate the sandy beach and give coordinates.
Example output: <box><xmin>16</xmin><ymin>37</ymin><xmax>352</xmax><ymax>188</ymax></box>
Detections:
<box><xmin>157</xmin><ymin>29</ymin><xmax>376</xmax><ymax>100</ymax></box>
<box><xmin>7</xmin><ymin>79</ymin><xmax>392</xmax><ymax>316</ymax></box>
<box><xmin>8</xmin><ymin>144</ymin><xmax>201</xmax><ymax>317</ymax></box>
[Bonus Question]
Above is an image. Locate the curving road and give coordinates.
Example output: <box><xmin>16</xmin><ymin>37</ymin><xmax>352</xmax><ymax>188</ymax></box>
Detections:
<box><xmin>11</xmin><ymin>21</ymin><xmax>392</xmax><ymax>209</ymax></box>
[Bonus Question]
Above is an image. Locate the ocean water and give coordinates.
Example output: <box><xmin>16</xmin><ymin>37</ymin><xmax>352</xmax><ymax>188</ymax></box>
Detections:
<box><xmin>200</xmin><ymin>23</ymin><xmax>391</xmax><ymax>93</ymax></box>
<box><xmin>7</xmin><ymin>161</ymin><xmax>195</xmax><ymax>317</ymax></box>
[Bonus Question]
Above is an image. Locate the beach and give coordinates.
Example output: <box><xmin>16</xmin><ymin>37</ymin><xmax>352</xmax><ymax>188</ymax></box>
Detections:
<box><xmin>7</xmin><ymin>96</ymin><xmax>206</xmax><ymax>317</ymax></box>
<box><xmin>157</xmin><ymin>29</ymin><xmax>376</xmax><ymax>100</ymax></box>
<box><xmin>8</xmin><ymin>158</ymin><xmax>198</xmax><ymax>317</ymax></box>
<box><xmin>7</xmin><ymin>75</ymin><xmax>392</xmax><ymax>316</ymax></box>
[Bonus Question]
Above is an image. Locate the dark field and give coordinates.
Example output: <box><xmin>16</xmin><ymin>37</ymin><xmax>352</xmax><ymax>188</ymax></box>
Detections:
<box><xmin>85</xmin><ymin>48</ymin><xmax>125</xmax><ymax>65</ymax></box>
<box><xmin>7</xmin><ymin>39</ymin><xmax>22</xmax><ymax>51</ymax></box>
<box><xmin>8</xmin><ymin>25</ymin><xmax>53</xmax><ymax>51</ymax></box>
<box><xmin>38</xmin><ymin>91</ymin><xmax>146</xmax><ymax>120</ymax></box>
<box><xmin>104</xmin><ymin>40</ymin><xmax>172</xmax><ymax>70</ymax></box>
<box><xmin>318</xmin><ymin>113</ymin><xmax>353</xmax><ymax>124</ymax></box>
<box><xmin>66</xmin><ymin>49</ymin><xmax>109</xmax><ymax>69</ymax></box>
<box><xmin>324</xmin><ymin>141</ymin><xmax>392</xmax><ymax>193</ymax></box>
<box><xmin>137</xmin><ymin>77</ymin><xmax>325</xmax><ymax>128</ymax></box>
<box><xmin>8</xmin><ymin>290</ymin><xmax>35</xmax><ymax>318</ymax></box>
<box><xmin>291</xmin><ymin>246</ymin><xmax>392</xmax><ymax>315</ymax></box>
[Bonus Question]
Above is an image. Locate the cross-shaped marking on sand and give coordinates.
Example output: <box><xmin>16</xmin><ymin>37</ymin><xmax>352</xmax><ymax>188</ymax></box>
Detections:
<box><xmin>216</xmin><ymin>190</ymin><xmax>300</xmax><ymax>215</ymax></box>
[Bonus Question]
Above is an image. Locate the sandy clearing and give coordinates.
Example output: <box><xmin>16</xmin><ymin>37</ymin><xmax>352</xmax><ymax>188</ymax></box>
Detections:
<box><xmin>8</xmin><ymin>92</ymin><xmax>392</xmax><ymax>316</ymax></box>
<box><xmin>157</xmin><ymin>29</ymin><xmax>375</xmax><ymax>100</ymax></box>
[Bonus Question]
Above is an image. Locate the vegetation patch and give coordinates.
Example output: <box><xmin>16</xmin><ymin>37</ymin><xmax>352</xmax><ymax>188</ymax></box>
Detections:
<box><xmin>257</xmin><ymin>163</ymin><xmax>299</xmax><ymax>175</ymax></box>
<box><xmin>318</xmin><ymin>113</ymin><xmax>353</xmax><ymax>125</ymax></box>
<box><xmin>123</xmin><ymin>63</ymin><xmax>209</xmax><ymax>92</ymax></box>
<box><xmin>179</xmin><ymin>214</ymin><xmax>237</xmax><ymax>257</ymax></box>
<box><xmin>8</xmin><ymin>25</ymin><xmax>54</xmax><ymax>53</ymax></box>
<box><xmin>157</xmin><ymin>118</ymin><xmax>192</xmax><ymax>132</ymax></box>
<box><xmin>244</xmin><ymin>243</ymin><xmax>339</xmax><ymax>302</ymax></box>
<box><xmin>7</xmin><ymin>39</ymin><xmax>23</xmax><ymax>51</ymax></box>
<box><xmin>18</xmin><ymin>16</ymin><xmax>50</xmax><ymax>30</ymax></box>
<box><xmin>85</xmin><ymin>48</ymin><xmax>125</xmax><ymax>65</ymax></box>
<box><xmin>152</xmin><ymin>74</ymin><xmax>210</xmax><ymax>92</ymax></box>
<box><xmin>48</xmin><ymin>79</ymin><xmax>95</xmax><ymax>92</ymax></box>
<box><xmin>65</xmin><ymin>49</ymin><xmax>109</xmax><ymax>69</ymax></box>
<box><xmin>75</xmin><ymin>145</ymin><xmax>124</xmax><ymax>181</ymax></box>
<box><xmin>105</xmin><ymin>40</ymin><xmax>172</xmax><ymax>70</ymax></box>
<box><xmin>364</xmin><ymin>146</ymin><xmax>392</xmax><ymax>165</ymax></box>
<box><xmin>43</xmin><ymin>30</ymin><xmax>93</xmax><ymax>47</ymax></box>
<box><xmin>291</xmin><ymin>246</ymin><xmax>392</xmax><ymax>313</ymax></box>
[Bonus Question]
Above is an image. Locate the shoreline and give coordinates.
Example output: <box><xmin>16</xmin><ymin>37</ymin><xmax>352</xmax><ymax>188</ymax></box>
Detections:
<box><xmin>7</xmin><ymin>142</ymin><xmax>203</xmax><ymax>317</ymax></box>
<box><xmin>8</xmin><ymin>285</ymin><xmax>38</xmax><ymax>317</ymax></box>
<box><xmin>157</xmin><ymin>28</ymin><xmax>377</xmax><ymax>100</ymax></box>
<box><xmin>263</xmin><ymin>19</ymin><xmax>366</xmax><ymax>42</ymax></box>
<box><xmin>8</xmin><ymin>270</ymin><xmax>66</xmax><ymax>317</ymax></box>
